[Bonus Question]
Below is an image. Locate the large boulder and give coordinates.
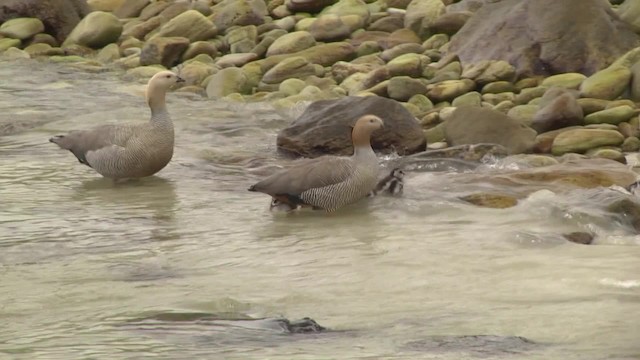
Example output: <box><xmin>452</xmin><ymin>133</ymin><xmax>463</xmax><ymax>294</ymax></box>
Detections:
<box><xmin>444</xmin><ymin>0</ymin><xmax>640</xmax><ymax>77</ymax></box>
<box><xmin>443</xmin><ymin>106</ymin><xmax>537</xmax><ymax>154</ymax></box>
<box><xmin>0</xmin><ymin>0</ymin><xmax>91</xmax><ymax>43</ymax></box>
<box><xmin>62</xmin><ymin>11</ymin><xmax>122</xmax><ymax>48</ymax></box>
<box><xmin>277</xmin><ymin>96</ymin><xmax>426</xmax><ymax>157</ymax></box>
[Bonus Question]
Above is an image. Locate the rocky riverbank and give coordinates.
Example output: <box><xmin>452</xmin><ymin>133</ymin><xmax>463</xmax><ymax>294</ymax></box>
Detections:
<box><xmin>2</xmin><ymin>0</ymin><xmax>640</xmax><ymax>162</ymax></box>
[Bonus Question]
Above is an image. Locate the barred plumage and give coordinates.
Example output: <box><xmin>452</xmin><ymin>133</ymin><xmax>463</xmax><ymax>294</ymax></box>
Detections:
<box><xmin>49</xmin><ymin>71</ymin><xmax>184</xmax><ymax>180</ymax></box>
<box><xmin>250</xmin><ymin>115</ymin><xmax>385</xmax><ymax>212</ymax></box>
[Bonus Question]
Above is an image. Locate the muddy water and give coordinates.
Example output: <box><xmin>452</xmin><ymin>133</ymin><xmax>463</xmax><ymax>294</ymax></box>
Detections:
<box><xmin>0</xmin><ymin>59</ymin><xmax>639</xmax><ymax>360</ymax></box>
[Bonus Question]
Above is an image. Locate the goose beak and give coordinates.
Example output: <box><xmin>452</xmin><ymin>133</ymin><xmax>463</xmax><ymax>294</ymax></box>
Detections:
<box><xmin>176</xmin><ymin>76</ymin><xmax>185</xmax><ymax>83</ymax></box>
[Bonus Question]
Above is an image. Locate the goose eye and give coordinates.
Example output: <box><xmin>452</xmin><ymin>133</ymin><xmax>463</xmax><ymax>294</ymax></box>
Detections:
<box><xmin>166</xmin><ymin>75</ymin><xmax>171</xmax><ymax>78</ymax></box>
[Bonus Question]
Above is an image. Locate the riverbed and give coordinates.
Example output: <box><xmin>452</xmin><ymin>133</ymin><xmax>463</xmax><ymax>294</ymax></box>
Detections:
<box><xmin>0</xmin><ymin>59</ymin><xmax>639</xmax><ymax>359</ymax></box>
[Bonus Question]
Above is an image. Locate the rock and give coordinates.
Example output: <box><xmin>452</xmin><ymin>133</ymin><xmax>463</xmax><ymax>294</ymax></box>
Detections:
<box><xmin>123</xmin><ymin>16</ymin><xmax>162</xmax><ymax>40</ymax></box>
<box><xmin>0</xmin><ymin>18</ymin><xmax>44</xmax><ymax>40</ymax></box>
<box><xmin>308</xmin><ymin>14</ymin><xmax>351</xmax><ymax>41</ymax></box>
<box><xmin>444</xmin><ymin>106</ymin><xmax>537</xmax><ymax>154</ymax></box>
<box><xmin>530</xmin><ymin>87</ymin><xmax>583</xmax><ymax>133</ymax></box>
<box><xmin>617</xmin><ymin>0</ymin><xmax>640</xmax><ymax>31</ymax></box>
<box><xmin>427</xmin><ymin>79</ymin><xmax>475</xmax><ymax>102</ymax></box>
<box><xmin>262</xmin><ymin>56</ymin><xmax>318</xmax><ymax>84</ymax></box>
<box><xmin>62</xmin><ymin>11</ymin><xmax>122</xmax><ymax>49</ymax></box>
<box><xmin>402</xmin><ymin>144</ymin><xmax>509</xmax><ymax>166</ymax></box>
<box><xmin>445</xmin><ymin>0</ymin><xmax>640</xmax><ymax>77</ymax></box>
<box><xmin>266</xmin><ymin>30</ymin><xmax>316</xmax><ymax>56</ymax></box>
<box><xmin>225</xmin><ymin>25</ymin><xmax>258</xmax><ymax>53</ymax></box>
<box><xmin>23</xmin><ymin>42</ymin><xmax>52</xmax><ymax>56</ymax></box>
<box><xmin>279</xmin><ymin>78</ymin><xmax>307</xmax><ymax>96</ymax></box>
<box><xmin>507</xmin><ymin>105</ymin><xmax>538</xmax><ymax>126</ymax></box>
<box><xmin>380</xmin><ymin>43</ymin><xmax>423</xmax><ymax>62</ymax></box>
<box><xmin>586</xmin><ymin>147</ymin><xmax>626</xmax><ymax>163</ymax></box>
<box><xmin>481</xmin><ymin>81</ymin><xmax>515</xmax><ymax>94</ymax></box>
<box><xmin>369</xmin><ymin>14</ymin><xmax>404</xmax><ymax>33</ymax></box>
<box><xmin>140</xmin><ymin>36</ymin><xmax>190</xmax><ymax>68</ymax></box>
<box><xmin>461</xmin><ymin>60</ymin><xmax>516</xmax><ymax>85</ymax></box>
<box><xmin>608</xmin><ymin>199</ymin><xmax>640</xmax><ymax>234</ymax></box>
<box><xmin>430</xmin><ymin>11</ymin><xmax>472</xmax><ymax>35</ymax></box>
<box><xmin>87</xmin><ymin>0</ymin><xmax>125</xmax><ymax>12</ymax></box>
<box><xmin>182</xmin><ymin>41</ymin><xmax>218</xmax><ymax>61</ymax></box>
<box><xmin>452</xmin><ymin>91</ymin><xmax>481</xmax><ymax>107</ymax></box>
<box><xmin>460</xmin><ymin>193</ymin><xmax>518</xmax><ymax>209</ymax></box>
<box><xmin>622</xmin><ymin>136</ymin><xmax>640</xmax><ymax>152</ymax></box>
<box><xmin>579</xmin><ymin>65</ymin><xmax>632</xmax><ymax>100</ymax></box>
<box><xmin>262</xmin><ymin>42</ymin><xmax>356</xmax><ymax>70</ymax></box>
<box><xmin>139</xmin><ymin>1</ymin><xmax>171</xmax><ymax>20</ymax></box>
<box><xmin>514</xmin><ymin>86</ymin><xmax>547</xmax><ymax>105</ymax></box>
<box><xmin>211</xmin><ymin>0</ymin><xmax>268</xmax><ymax>32</ymax></box>
<box><xmin>404</xmin><ymin>0</ymin><xmax>446</xmax><ymax>38</ymax></box>
<box><xmin>322</xmin><ymin>0</ymin><xmax>370</xmax><ymax>19</ymax></box>
<box><xmin>540</xmin><ymin>73</ymin><xmax>586</xmax><ymax>89</ymax></box>
<box><xmin>563</xmin><ymin>232</ymin><xmax>594</xmax><ymax>245</ymax></box>
<box><xmin>387</xmin><ymin>53</ymin><xmax>431</xmax><ymax>77</ymax></box>
<box><xmin>277</xmin><ymin>96</ymin><xmax>426</xmax><ymax>157</ymax></box>
<box><xmin>124</xmin><ymin>65</ymin><xmax>165</xmax><ymax>80</ymax></box>
<box><xmin>584</xmin><ymin>105</ymin><xmax>636</xmax><ymax>125</ymax></box>
<box><xmin>113</xmin><ymin>0</ymin><xmax>149</xmax><ymax>18</ymax></box>
<box><xmin>285</xmin><ymin>0</ymin><xmax>336</xmax><ymax>13</ymax></box>
<box><xmin>152</xmin><ymin>10</ymin><xmax>217</xmax><ymax>42</ymax></box>
<box><xmin>533</xmin><ymin>126</ymin><xmax>581</xmax><ymax>153</ymax></box>
<box><xmin>0</xmin><ymin>0</ymin><xmax>91</xmax><ymax>43</ymax></box>
<box><xmin>96</xmin><ymin>43</ymin><xmax>120</xmax><ymax>62</ymax></box>
<box><xmin>179</xmin><ymin>61</ymin><xmax>216</xmax><ymax>86</ymax></box>
<box><xmin>1</xmin><ymin>47</ymin><xmax>29</xmax><ymax>59</ymax></box>
<box><xmin>0</xmin><ymin>38</ymin><xmax>21</xmax><ymax>51</ymax></box>
<box><xmin>577</xmin><ymin>98</ymin><xmax>610</xmax><ymax>115</ymax></box>
<box><xmin>331</xmin><ymin>61</ymin><xmax>380</xmax><ymax>83</ymax></box>
<box><xmin>206</xmin><ymin>67</ymin><xmax>252</xmax><ymax>98</ymax></box>
<box><xmin>387</xmin><ymin>76</ymin><xmax>428</xmax><ymax>101</ymax></box>
<box><xmin>618</xmin><ymin>121</ymin><xmax>639</xmax><ymax>138</ymax></box>
<box><xmin>216</xmin><ymin>53</ymin><xmax>258</xmax><ymax>68</ymax></box>
<box><xmin>630</xmin><ymin>61</ymin><xmax>640</xmax><ymax>102</ymax></box>
<box><xmin>551</xmin><ymin>129</ymin><xmax>624</xmax><ymax>155</ymax></box>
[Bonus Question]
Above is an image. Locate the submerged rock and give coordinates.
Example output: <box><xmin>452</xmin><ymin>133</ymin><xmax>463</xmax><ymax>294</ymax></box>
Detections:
<box><xmin>444</xmin><ymin>106</ymin><xmax>537</xmax><ymax>154</ymax></box>
<box><xmin>277</xmin><ymin>96</ymin><xmax>426</xmax><ymax>157</ymax></box>
<box><xmin>562</xmin><ymin>232</ymin><xmax>594</xmax><ymax>245</ymax></box>
<box><xmin>460</xmin><ymin>193</ymin><xmax>518</xmax><ymax>208</ymax></box>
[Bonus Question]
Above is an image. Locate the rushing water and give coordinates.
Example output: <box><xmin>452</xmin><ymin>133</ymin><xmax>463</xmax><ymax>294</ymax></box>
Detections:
<box><xmin>1</xmin><ymin>58</ymin><xmax>639</xmax><ymax>360</ymax></box>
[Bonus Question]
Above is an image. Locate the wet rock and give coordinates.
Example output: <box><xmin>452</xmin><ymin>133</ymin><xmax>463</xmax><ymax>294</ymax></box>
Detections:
<box><xmin>139</xmin><ymin>36</ymin><xmax>190</xmax><ymax>68</ymax></box>
<box><xmin>584</xmin><ymin>106</ymin><xmax>636</xmax><ymax>125</ymax></box>
<box><xmin>152</xmin><ymin>10</ymin><xmax>217</xmax><ymax>42</ymax></box>
<box><xmin>530</xmin><ymin>87</ymin><xmax>583</xmax><ymax>133</ymax></box>
<box><xmin>445</xmin><ymin>0</ymin><xmax>640</xmax><ymax>77</ymax></box>
<box><xmin>387</xmin><ymin>76</ymin><xmax>428</xmax><ymax>101</ymax></box>
<box><xmin>285</xmin><ymin>0</ymin><xmax>337</xmax><ymax>13</ymax></box>
<box><xmin>62</xmin><ymin>11</ymin><xmax>122</xmax><ymax>49</ymax></box>
<box><xmin>563</xmin><ymin>232</ymin><xmax>594</xmax><ymax>245</ymax></box>
<box><xmin>585</xmin><ymin>147</ymin><xmax>626</xmax><ymax>164</ymax></box>
<box><xmin>1</xmin><ymin>47</ymin><xmax>29</xmax><ymax>59</ymax></box>
<box><xmin>262</xmin><ymin>56</ymin><xmax>319</xmax><ymax>84</ymax></box>
<box><xmin>0</xmin><ymin>0</ymin><xmax>91</xmax><ymax>43</ymax></box>
<box><xmin>211</xmin><ymin>0</ymin><xmax>268</xmax><ymax>32</ymax></box>
<box><xmin>404</xmin><ymin>0</ymin><xmax>446</xmax><ymax>38</ymax></box>
<box><xmin>540</xmin><ymin>73</ymin><xmax>586</xmax><ymax>89</ymax></box>
<box><xmin>407</xmin><ymin>144</ymin><xmax>510</xmax><ymax>166</ymax></box>
<box><xmin>206</xmin><ymin>67</ymin><xmax>252</xmax><ymax>98</ymax></box>
<box><xmin>551</xmin><ymin>129</ymin><xmax>624</xmax><ymax>155</ymax></box>
<box><xmin>0</xmin><ymin>38</ymin><xmax>21</xmax><ymax>51</ymax></box>
<box><xmin>444</xmin><ymin>106</ymin><xmax>537</xmax><ymax>154</ymax></box>
<box><xmin>460</xmin><ymin>192</ymin><xmax>518</xmax><ymax>208</ymax></box>
<box><xmin>266</xmin><ymin>31</ymin><xmax>316</xmax><ymax>56</ymax></box>
<box><xmin>427</xmin><ymin>78</ymin><xmax>475</xmax><ymax>102</ymax></box>
<box><xmin>96</xmin><ymin>43</ymin><xmax>120</xmax><ymax>62</ymax></box>
<box><xmin>124</xmin><ymin>65</ymin><xmax>165</xmax><ymax>80</ymax></box>
<box><xmin>0</xmin><ymin>18</ymin><xmax>44</xmax><ymax>40</ymax></box>
<box><xmin>277</xmin><ymin>96</ymin><xmax>426</xmax><ymax>157</ymax></box>
<box><xmin>113</xmin><ymin>0</ymin><xmax>149</xmax><ymax>18</ymax></box>
<box><xmin>608</xmin><ymin>198</ymin><xmax>640</xmax><ymax>233</ymax></box>
<box><xmin>579</xmin><ymin>65</ymin><xmax>632</xmax><ymax>100</ymax></box>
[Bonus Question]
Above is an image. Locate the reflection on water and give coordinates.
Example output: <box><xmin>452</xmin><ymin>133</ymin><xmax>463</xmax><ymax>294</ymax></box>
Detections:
<box><xmin>0</xmin><ymin>59</ymin><xmax>639</xmax><ymax>360</ymax></box>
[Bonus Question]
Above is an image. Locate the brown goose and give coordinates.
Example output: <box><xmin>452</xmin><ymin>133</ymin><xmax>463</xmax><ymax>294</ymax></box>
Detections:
<box><xmin>49</xmin><ymin>70</ymin><xmax>184</xmax><ymax>180</ymax></box>
<box><xmin>249</xmin><ymin>114</ymin><xmax>384</xmax><ymax>212</ymax></box>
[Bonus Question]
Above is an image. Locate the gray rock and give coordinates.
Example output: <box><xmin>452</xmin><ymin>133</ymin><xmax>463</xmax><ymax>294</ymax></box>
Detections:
<box><xmin>445</xmin><ymin>0</ymin><xmax>640</xmax><ymax>77</ymax></box>
<box><xmin>444</xmin><ymin>106</ymin><xmax>537</xmax><ymax>154</ymax></box>
<box><xmin>530</xmin><ymin>87</ymin><xmax>583</xmax><ymax>133</ymax></box>
<box><xmin>277</xmin><ymin>96</ymin><xmax>426</xmax><ymax>157</ymax></box>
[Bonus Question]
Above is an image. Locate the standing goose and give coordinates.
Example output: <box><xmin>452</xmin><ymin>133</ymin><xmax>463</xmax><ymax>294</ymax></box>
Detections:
<box><xmin>49</xmin><ymin>70</ymin><xmax>184</xmax><ymax>180</ymax></box>
<box><xmin>249</xmin><ymin>114</ymin><xmax>384</xmax><ymax>212</ymax></box>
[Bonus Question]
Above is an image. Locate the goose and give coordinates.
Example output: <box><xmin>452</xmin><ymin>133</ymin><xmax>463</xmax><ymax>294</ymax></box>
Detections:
<box><xmin>49</xmin><ymin>70</ymin><xmax>184</xmax><ymax>180</ymax></box>
<box><xmin>368</xmin><ymin>167</ymin><xmax>405</xmax><ymax>197</ymax></box>
<box><xmin>249</xmin><ymin>114</ymin><xmax>384</xmax><ymax>212</ymax></box>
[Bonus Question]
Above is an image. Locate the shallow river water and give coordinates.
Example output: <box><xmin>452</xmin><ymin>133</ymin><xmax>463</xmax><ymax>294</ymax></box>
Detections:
<box><xmin>1</xmin><ymin>59</ymin><xmax>639</xmax><ymax>360</ymax></box>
